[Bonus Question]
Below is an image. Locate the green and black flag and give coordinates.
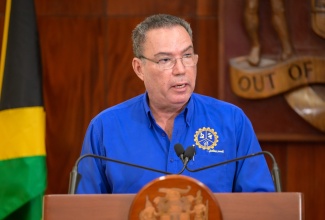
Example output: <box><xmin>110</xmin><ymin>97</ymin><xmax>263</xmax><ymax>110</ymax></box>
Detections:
<box><xmin>0</xmin><ymin>0</ymin><xmax>47</xmax><ymax>219</ymax></box>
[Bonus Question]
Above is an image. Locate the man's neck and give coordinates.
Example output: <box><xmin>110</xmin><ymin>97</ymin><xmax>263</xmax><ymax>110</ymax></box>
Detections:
<box><xmin>150</xmin><ymin>104</ymin><xmax>185</xmax><ymax>139</ymax></box>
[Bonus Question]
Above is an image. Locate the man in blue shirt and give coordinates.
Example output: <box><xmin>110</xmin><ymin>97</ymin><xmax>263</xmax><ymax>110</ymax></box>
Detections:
<box><xmin>76</xmin><ymin>14</ymin><xmax>275</xmax><ymax>194</ymax></box>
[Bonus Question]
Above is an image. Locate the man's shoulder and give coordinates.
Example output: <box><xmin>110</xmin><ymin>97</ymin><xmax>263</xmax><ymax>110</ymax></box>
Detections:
<box><xmin>192</xmin><ymin>93</ymin><xmax>240</xmax><ymax>110</ymax></box>
<box><xmin>93</xmin><ymin>93</ymin><xmax>145</xmax><ymax>120</ymax></box>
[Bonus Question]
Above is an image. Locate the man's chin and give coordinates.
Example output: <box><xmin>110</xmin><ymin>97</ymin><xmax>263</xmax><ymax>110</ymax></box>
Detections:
<box><xmin>170</xmin><ymin>94</ymin><xmax>191</xmax><ymax>105</ymax></box>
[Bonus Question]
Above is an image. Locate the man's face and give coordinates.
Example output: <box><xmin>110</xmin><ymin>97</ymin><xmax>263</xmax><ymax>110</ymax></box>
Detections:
<box><xmin>133</xmin><ymin>26</ymin><xmax>197</xmax><ymax>110</ymax></box>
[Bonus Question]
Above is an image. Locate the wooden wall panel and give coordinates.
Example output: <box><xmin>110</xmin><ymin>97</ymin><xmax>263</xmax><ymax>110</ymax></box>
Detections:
<box><xmin>195</xmin><ymin>17</ymin><xmax>220</xmax><ymax>97</ymax></box>
<box><xmin>196</xmin><ymin>0</ymin><xmax>218</xmax><ymax>16</ymax></box>
<box><xmin>106</xmin><ymin>17</ymin><xmax>144</xmax><ymax>106</ymax></box>
<box><xmin>36</xmin><ymin>0</ymin><xmax>104</xmax><ymax>15</ymax></box>
<box><xmin>38</xmin><ymin>16</ymin><xmax>106</xmax><ymax>193</ymax></box>
<box><xmin>262</xmin><ymin>143</ymin><xmax>289</xmax><ymax>191</ymax></box>
<box><xmin>106</xmin><ymin>0</ymin><xmax>196</xmax><ymax>15</ymax></box>
<box><xmin>263</xmin><ymin>142</ymin><xmax>325</xmax><ymax>220</ymax></box>
<box><xmin>194</xmin><ymin>1</ymin><xmax>220</xmax><ymax>97</ymax></box>
<box><xmin>286</xmin><ymin>144</ymin><xmax>325</xmax><ymax>219</ymax></box>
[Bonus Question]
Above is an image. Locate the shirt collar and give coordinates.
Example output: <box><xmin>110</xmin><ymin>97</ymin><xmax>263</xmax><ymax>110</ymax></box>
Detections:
<box><xmin>142</xmin><ymin>92</ymin><xmax>193</xmax><ymax>128</ymax></box>
<box><xmin>185</xmin><ymin>95</ymin><xmax>193</xmax><ymax>126</ymax></box>
<box><xmin>143</xmin><ymin>92</ymin><xmax>153</xmax><ymax>128</ymax></box>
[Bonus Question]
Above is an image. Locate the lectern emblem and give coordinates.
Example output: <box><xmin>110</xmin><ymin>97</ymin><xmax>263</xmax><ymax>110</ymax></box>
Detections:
<box><xmin>128</xmin><ymin>175</ymin><xmax>222</xmax><ymax>219</ymax></box>
<box><xmin>139</xmin><ymin>187</ymin><xmax>208</xmax><ymax>220</ymax></box>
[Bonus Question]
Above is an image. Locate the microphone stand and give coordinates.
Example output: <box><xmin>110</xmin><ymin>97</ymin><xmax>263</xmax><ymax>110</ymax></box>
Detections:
<box><xmin>68</xmin><ymin>153</ymin><xmax>187</xmax><ymax>194</ymax></box>
<box><xmin>186</xmin><ymin>151</ymin><xmax>282</xmax><ymax>192</ymax></box>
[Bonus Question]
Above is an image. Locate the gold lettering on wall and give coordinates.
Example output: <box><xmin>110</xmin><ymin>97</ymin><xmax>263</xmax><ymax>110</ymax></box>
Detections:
<box><xmin>229</xmin><ymin>56</ymin><xmax>325</xmax><ymax>99</ymax></box>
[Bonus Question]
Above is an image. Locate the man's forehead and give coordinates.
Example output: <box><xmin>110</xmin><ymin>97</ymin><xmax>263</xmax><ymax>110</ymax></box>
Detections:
<box><xmin>145</xmin><ymin>25</ymin><xmax>188</xmax><ymax>39</ymax></box>
<box><xmin>143</xmin><ymin>26</ymin><xmax>193</xmax><ymax>54</ymax></box>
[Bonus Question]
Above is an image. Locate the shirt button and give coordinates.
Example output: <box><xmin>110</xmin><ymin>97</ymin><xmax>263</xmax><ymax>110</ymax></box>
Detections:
<box><xmin>162</xmin><ymin>133</ymin><xmax>166</xmax><ymax>137</ymax></box>
<box><xmin>169</xmin><ymin>158</ymin><xmax>174</xmax><ymax>162</ymax></box>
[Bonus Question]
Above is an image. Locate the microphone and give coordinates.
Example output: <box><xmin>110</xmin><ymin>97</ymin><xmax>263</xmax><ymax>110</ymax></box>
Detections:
<box><xmin>184</xmin><ymin>150</ymin><xmax>282</xmax><ymax>192</ymax></box>
<box><xmin>174</xmin><ymin>143</ymin><xmax>185</xmax><ymax>162</ymax></box>
<box><xmin>174</xmin><ymin>145</ymin><xmax>196</xmax><ymax>174</ymax></box>
<box><xmin>183</xmin><ymin>145</ymin><xmax>195</xmax><ymax>165</ymax></box>
<box><xmin>174</xmin><ymin>144</ymin><xmax>196</xmax><ymax>164</ymax></box>
<box><xmin>68</xmin><ymin>152</ymin><xmax>188</xmax><ymax>194</ymax></box>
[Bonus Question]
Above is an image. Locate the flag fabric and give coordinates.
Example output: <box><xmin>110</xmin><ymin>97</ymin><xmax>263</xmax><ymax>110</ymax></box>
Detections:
<box><xmin>0</xmin><ymin>0</ymin><xmax>47</xmax><ymax>219</ymax></box>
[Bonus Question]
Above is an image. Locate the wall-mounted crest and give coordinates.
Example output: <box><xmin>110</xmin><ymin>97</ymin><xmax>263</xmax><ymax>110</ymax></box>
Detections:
<box><xmin>229</xmin><ymin>0</ymin><xmax>325</xmax><ymax>133</ymax></box>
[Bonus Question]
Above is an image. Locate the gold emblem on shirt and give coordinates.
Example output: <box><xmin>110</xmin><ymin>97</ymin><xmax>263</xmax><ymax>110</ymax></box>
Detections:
<box><xmin>194</xmin><ymin>127</ymin><xmax>219</xmax><ymax>150</ymax></box>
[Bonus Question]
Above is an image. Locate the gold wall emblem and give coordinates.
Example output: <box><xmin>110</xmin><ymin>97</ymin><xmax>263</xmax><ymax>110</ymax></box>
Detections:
<box><xmin>228</xmin><ymin>1</ymin><xmax>325</xmax><ymax>133</ymax></box>
<box><xmin>194</xmin><ymin>127</ymin><xmax>219</xmax><ymax>150</ymax></box>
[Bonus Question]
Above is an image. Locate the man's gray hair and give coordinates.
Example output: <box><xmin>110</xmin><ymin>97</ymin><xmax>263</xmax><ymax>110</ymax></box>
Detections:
<box><xmin>132</xmin><ymin>14</ymin><xmax>193</xmax><ymax>58</ymax></box>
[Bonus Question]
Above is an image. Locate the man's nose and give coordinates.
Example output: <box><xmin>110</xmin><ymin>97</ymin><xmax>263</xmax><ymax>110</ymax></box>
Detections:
<box><xmin>172</xmin><ymin>58</ymin><xmax>186</xmax><ymax>74</ymax></box>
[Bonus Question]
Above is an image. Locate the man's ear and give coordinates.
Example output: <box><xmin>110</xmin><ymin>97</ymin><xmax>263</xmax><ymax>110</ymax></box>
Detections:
<box><xmin>132</xmin><ymin>58</ymin><xmax>144</xmax><ymax>81</ymax></box>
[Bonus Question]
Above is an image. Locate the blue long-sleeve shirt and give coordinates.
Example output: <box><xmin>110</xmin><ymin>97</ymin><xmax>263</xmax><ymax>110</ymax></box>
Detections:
<box><xmin>76</xmin><ymin>93</ymin><xmax>275</xmax><ymax>193</ymax></box>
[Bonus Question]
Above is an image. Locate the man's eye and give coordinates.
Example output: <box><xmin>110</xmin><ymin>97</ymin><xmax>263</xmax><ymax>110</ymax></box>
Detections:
<box><xmin>183</xmin><ymin>53</ymin><xmax>193</xmax><ymax>58</ymax></box>
<box><xmin>158</xmin><ymin>58</ymin><xmax>171</xmax><ymax>64</ymax></box>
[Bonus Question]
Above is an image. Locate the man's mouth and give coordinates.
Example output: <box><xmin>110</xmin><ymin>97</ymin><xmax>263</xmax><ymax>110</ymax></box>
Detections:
<box><xmin>174</xmin><ymin>84</ymin><xmax>186</xmax><ymax>88</ymax></box>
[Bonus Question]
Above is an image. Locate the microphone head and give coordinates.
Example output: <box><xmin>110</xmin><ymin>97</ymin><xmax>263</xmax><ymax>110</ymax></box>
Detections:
<box><xmin>184</xmin><ymin>146</ymin><xmax>195</xmax><ymax>160</ymax></box>
<box><xmin>174</xmin><ymin>143</ymin><xmax>185</xmax><ymax>157</ymax></box>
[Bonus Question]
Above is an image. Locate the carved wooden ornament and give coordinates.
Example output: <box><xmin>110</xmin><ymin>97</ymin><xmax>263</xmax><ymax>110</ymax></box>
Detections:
<box><xmin>128</xmin><ymin>175</ymin><xmax>222</xmax><ymax>220</ymax></box>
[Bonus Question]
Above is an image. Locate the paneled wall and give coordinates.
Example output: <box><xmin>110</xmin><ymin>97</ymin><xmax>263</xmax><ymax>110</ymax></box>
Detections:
<box><xmin>35</xmin><ymin>0</ymin><xmax>221</xmax><ymax>196</ymax></box>
<box><xmin>1</xmin><ymin>0</ymin><xmax>324</xmax><ymax>219</ymax></box>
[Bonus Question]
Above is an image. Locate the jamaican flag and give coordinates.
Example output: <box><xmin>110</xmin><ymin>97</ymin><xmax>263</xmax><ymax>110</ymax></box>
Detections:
<box><xmin>0</xmin><ymin>0</ymin><xmax>47</xmax><ymax>219</ymax></box>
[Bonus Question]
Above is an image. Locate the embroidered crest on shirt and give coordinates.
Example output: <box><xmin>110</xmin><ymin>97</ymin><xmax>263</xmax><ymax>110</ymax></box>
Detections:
<box><xmin>194</xmin><ymin>127</ymin><xmax>219</xmax><ymax>151</ymax></box>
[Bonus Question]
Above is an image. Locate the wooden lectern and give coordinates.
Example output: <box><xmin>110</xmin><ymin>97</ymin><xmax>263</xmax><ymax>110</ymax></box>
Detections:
<box><xmin>43</xmin><ymin>175</ymin><xmax>304</xmax><ymax>219</ymax></box>
<box><xmin>43</xmin><ymin>193</ymin><xmax>304</xmax><ymax>219</ymax></box>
